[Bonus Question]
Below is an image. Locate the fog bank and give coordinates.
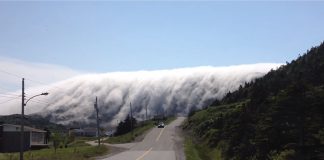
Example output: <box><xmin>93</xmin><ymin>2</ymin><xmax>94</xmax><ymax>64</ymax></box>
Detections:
<box><xmin>0</xmin><ymin>63</ymin><xmax>281</xmax><ymax>127</ymax></box>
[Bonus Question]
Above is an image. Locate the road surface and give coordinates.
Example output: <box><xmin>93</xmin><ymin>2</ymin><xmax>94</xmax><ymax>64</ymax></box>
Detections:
<box><xmin>101</xmin><ymin>117</ymin><xmax>186</xmax><ymax>160</ymax></box>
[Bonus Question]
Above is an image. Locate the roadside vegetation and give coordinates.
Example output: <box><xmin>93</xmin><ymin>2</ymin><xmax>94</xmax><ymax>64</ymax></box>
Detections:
<box><xmin>183</xmin><ymin>43</ymin><xmax>324</xmax><ymax>159</ymax></box>
<box><xmin>0</xmin><ymin>132</ymin><xmax>109</xmax><ymax>160</ymax></box>
<box><xmin>184</xmin><ymin>137</ymin><xmax>202</xmax><ymax>160</ymax></box>
<box><xmin>104</xmin><ymin>116</ymin><xmax>176</xmax><ymax>144</ymax></box>
<box><xmin>103</xmin><ymin>120</ymin><xmax>154</xmax><ymax>144</ymax></box>
<box><xmin>184</xmin><ymin>136</ymin><xmax>221</xmax><ymax>160</ymax></box>
<box><xmin>0</xmin><ymin>135</ymin><xmax>109</xmax><ymax>160</ymax></box>
<box><xmin>164</xmin><ymin>116</ymin><xmax>176</xmax><ymax>125</ymax></box>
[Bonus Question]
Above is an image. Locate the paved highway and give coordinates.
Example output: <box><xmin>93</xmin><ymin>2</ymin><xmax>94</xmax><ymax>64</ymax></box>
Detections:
<box><xmin>102</xmin><ymin>117</ymin><xmax>186</xmax><ymax>160</ymax></box>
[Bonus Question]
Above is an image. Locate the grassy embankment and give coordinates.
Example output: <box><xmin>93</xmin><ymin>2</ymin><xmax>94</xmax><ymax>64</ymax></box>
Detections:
<box><xmin>184</xmin><ymin>137</ymin><xmax>222</xmax><ymax>160</ymax></box>
<box><xmin>182</xmin><ymin>101</ymin><xmax>247</xmax><ymax>160</ymax></box>
<box><xmin>184</xmin><ymin>43</ymin><xmax>324</xmax><ymax>159</ymax></box>
<box><xmin>0</xmin><ymin>137</ymin><xmax>109</xmax><ymax>160</ymax></box>
<box><xmin>104</xmin><ymin>116</ymin><xmax>176</xmax><ymax>144</ymax></box>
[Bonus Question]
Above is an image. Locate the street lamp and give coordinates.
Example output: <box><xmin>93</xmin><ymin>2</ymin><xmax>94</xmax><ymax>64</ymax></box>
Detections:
<box><xmin>20</xmin><ymin>78</ymin><xmax>48</xmax><ymax>160</ymax></box>
<box><xmin>25</xmin><ymin>92</ymin><xmax>49</xmax><ymax>105</ymax></box>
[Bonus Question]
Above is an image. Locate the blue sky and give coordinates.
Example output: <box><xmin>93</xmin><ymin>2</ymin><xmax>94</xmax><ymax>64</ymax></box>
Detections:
<box><xmin>0</xmin><ymin>1</ymin><xmax>324</xmax><ymax>72</ymax></box>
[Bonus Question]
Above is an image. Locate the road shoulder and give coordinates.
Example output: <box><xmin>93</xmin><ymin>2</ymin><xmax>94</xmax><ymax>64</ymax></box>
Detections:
<box><xmin>174</xmin><ymin>118</ymin><xmax>186</xmax><ymax>160</ymax></box>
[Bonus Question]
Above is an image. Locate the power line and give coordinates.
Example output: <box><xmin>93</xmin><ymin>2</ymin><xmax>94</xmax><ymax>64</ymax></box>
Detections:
<box><xmin>0</xmin><ymin>96</ymin><xmax>20</xmax><ymax>104</ymax></box>
<box><xmin>0</xmin><ymin>92</ymin><xmax>21</xmax><ymax>96</ymax></box>
<box><xmin>25</xmin><ymin>97</ymin><xmax>49</xmax><ymax>104</ymax></box>
<box><xmin>0</xmin><ymin>86</ymin><xmax>15</xmax><ymax>92</ymax></box>
<box><xmin>0</xmin><ymin>68</ymin><xmax>65</xmax><ymax>92</ymax></box>
<box><xmin>0</xmin><ymin>92</ymin><xmax>20</xmax><ymax>96</ymax></box>
<box><xmin>0</xmin><ymin>84</ymin><xmax>21</xmax><ymax>92</ymax></box>
<box><xmin>28</xmin><ymin>99</ymin><xmax>49</xmax><ymax>105</ymax></box>
<box><xmin>26</xmin><ymin>98</ymin><xmax>49</xmax><ymax>104</ymax></box>
<box><xmin>0</xmin><ymin>94</ymin><xmax>21</xmax><ymax>98</ymax></box>
<box><xmin>0</xmin><ymin>69</ymin><xmax>54</xmax><ymax>105</ymax></box>
<box><xmin>25</xmin><ymin>79</ymin><xmax>66</xmax><ymax>95</ymax></box>
<box><xmin>0</xmin><ymin>69</ymin><xmax>22</xmax><ymax>79</ymax></box>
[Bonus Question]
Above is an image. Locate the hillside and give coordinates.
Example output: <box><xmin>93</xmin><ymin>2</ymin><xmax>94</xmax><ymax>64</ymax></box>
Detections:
<box><xmin>183</xmin><ymin>42</ymin><xmax>324</xmax><ymax>160</ymax></box>
<box><xmin>0</xmin><ymin>114</ymin><xmax>66</xmax><ymax>131</ymax></box>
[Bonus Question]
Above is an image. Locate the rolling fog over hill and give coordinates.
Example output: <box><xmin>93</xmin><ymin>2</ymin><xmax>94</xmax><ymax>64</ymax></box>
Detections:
<box><xmin>0</xmin><ymin>63</ymin><xmax>280</xmax><ymax>126</ymax></box>
<box><xmin>0</xmin><ymin>1</ymin><xmax>323</xmax><ymax>159</ymax></box>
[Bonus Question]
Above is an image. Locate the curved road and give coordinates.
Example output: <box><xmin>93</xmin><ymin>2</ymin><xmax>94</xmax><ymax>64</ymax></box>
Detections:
<box><xmin>102</xmin><ymin>117</ymin><xmax>186</xmax><ymax>160</ymax></box>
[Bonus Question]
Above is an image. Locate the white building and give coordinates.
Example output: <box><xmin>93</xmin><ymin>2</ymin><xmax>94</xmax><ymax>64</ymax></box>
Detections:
<box><xmin>0</xmin><ymin>124</ymin><xmax>48</xmax><ymax>152</ymax></box>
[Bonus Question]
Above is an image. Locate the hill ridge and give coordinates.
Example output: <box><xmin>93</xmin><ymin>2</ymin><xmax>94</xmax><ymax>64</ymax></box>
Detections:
<box><xmin>184</xmin><ymin>42</ymin><xmax>324</xmax><ymax>160</ymax></box>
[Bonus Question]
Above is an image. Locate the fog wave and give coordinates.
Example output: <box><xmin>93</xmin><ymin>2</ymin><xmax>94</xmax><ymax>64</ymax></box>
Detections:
<box><xmin>27</xmin><ymin>63</ymin><xmax>280</xmax><ymax>127</ymax></box>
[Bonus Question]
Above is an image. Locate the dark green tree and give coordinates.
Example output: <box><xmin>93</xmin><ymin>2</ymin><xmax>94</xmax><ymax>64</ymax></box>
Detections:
<box><xmin>115</xmin><ymin>114</ymin><xmax>137</xmax><ymax>136</ymax></box>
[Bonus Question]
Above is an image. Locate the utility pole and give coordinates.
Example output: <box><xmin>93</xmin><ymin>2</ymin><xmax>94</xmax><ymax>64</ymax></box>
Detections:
<box><xmin>145</xmin><ymin>105</ymin><xmax>148</xmax><ymax>121</ymax></box>
<box><xmin>94</xmin><ymin>97</ymin><xmax>100</xmax><ymax>146</ymax></box>
<box><xmin>130</xmin><ymin>102</ymin><xmax>133</xmax><ymax>135</ymax></box>
<box><xmin>20</xmin><ymin>78</ymin><xmax>25</xmax><ymax>160</ymax></box>
<box><xmin>19</xmin><ymin>79</ymin><xmax>48</xmax><ymax>160</ymax></box>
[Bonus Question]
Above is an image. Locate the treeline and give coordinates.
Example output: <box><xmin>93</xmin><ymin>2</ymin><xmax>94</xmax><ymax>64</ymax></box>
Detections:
<box><xmin>115</xmin><ymin>115</ymin><xmax>137</xmax><ymax>136</ymax></box>
<box><xmin>184</xmin><ymin>42</ymin><xmax>324</xmax><ymax>159</ymax></box>
<box><xmin>0</xmin><ymin>114</ymin><xmax>66</xmax><ymax>131</ymax></box>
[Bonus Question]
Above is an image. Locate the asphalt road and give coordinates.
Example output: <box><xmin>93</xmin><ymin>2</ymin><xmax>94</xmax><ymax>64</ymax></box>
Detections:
<box><xmin>102</xmin><ymin>117</ymin><xmax>186</xmax><ymax>160</ymax></box>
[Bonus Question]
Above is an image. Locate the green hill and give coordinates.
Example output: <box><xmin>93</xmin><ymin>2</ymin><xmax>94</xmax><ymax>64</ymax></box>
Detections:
<box><xmin>0</xmin><ymin>114</ymin><xmax>66</xmax><ymax>131</ymax></box>
<box><xmin>183</xmin><ymin>42</ymin><xmax>324</xmax><ymax>160</ymax></box>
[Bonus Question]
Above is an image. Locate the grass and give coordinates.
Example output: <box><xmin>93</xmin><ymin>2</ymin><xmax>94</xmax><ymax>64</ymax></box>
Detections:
<box><xmin>184</xmin><ymin>135</ymin><xmax>222</xmax><ymax>160</ymax></box>
<box><xmin>103</xmin><ymin>121</ymin><xmax>155</xmax><ymax>144</ymax></box>
<box><xmin>0</xmin><ymin>138</ymin><xmax>109</xmax><ymax>160</ymax></box>
<box><xmin>75</xmin><ymin>136</ymin><xmax>98</xmax><ymax>141</ymax></box>
<box><xmin>165</xmin><ymin>116</ymin><xmax>176</xmax><ymax>125</ymax></box>
<box><xmin>184</xmin><ymin>137</ymin><xmax>202</xmax><ymax>160</ymax></box>
<box><xmin>104</xmin><ymin>116</ymin><xmax>177</xmax><ymax>144</ymax></box>
<box><xmin>69</xmin><ymin>139</ymin><xmax>91</xmax><ymax>147</ymax></box>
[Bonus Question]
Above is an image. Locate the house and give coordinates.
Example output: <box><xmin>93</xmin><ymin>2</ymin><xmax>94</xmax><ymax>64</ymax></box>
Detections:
<box><xmin>83</xmin><ymin>128</ymin><xmax>97</xmax><ymax>137</ymax></box>
<box><xmin>69</xmin><ymin>127</ymin><xmax>99</xmax><ymax>137</ymax></box>
<box><xmin>68</xmin><ymin>128</ymin><xmax>84</xmax><ymax>136</ymax></box>
<box><xmin>0</xmin><ymin>124</ymin><xmax>49</xmax><ymax>152</ymax></box>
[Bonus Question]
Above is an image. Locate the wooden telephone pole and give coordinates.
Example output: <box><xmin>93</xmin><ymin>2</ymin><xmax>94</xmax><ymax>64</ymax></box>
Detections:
<box><xmin>145</xmin><ymin>105</ymin><xmax>148</xmax><ymax>121</ymax></box>
<box><xmin>130</xmin><ymin>102</ymin><xmax>133</xmax><ymax>135</ymax></box>
<box><xmin>20</xmin><ymin>78</ymin><xmax>25</xmax><ymax>160</ymax></box>
<box><xmin>94</xmin><ymin>97</ymin><xmax>100</xmax><ymax>146</ymax></box>
<box><xmin>19</xmin><ymin>78</ymin><xmax>48</xmax><ymax>160</ymax></box>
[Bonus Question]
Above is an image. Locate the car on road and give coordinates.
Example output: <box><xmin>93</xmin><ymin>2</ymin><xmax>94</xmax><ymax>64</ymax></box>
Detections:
<box><xmin>158</xmin><ymin>122</ymin><xmax>165</xmax><ymax>128</ymax></box>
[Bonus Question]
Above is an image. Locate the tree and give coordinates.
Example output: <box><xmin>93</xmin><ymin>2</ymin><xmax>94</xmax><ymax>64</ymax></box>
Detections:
<box><xmin>115</xmin><ymin>115</ymin><xmax>137</xmax><ymax>136</ymax></box>
<box><xmin>51</xmin><ymin>131</ymin><xmax>62</xmax><ymax>153</ymax></box>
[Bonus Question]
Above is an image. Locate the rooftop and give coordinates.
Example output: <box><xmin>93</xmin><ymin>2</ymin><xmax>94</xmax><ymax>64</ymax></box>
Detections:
<box><xmin>0</xmin><ymin>124</ymin><xmax>46</xmax><ymax>133</ymax></box>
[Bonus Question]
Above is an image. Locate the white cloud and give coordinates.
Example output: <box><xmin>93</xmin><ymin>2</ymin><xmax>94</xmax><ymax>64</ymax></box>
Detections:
<box><xmin>0</xmin><ymin>57</ymin><xmax>282</xmax><ymax>127</ymax></box>
<box><xmin>0</xmin><ymin>56</ymin><xmax>82</xmax><ymax>91</ymax></box>
<box><xmin>0</xmin><ymin>56</ymin><xmax>82</xmax><ymax>115</ymax></box>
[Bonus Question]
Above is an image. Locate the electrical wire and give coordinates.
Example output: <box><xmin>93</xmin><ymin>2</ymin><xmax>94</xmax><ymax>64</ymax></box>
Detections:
<box><xmin>28</xmin><ymin>99</ymin><xmax>49</xmax><ymax>105</ymax></box>
<box><xmin>0</xmin><ymin>68</ymin><xmax>64</xmax><ymax>94</ymax></box>
<box><xmin>0</xmin><ymin>84</ymin><xmax>21</xmax><ymax>92</ymax></box>
<box><xmin>0</xmin><ymin>94</ymin><xmax>21</xmax><ymax>98</ymax></box>
<box><xmin>0</xmin><ymin>92</ymin><xmax>21</xmax><ymax>96</ymax></box>
<box><xmin>0</xmin><ymin>69</ymin><xmax>22</xmax><ymax>79</ymax></box>
<box><xmin>25</xmin><ymin>97</ymin><xmax>49</xmax><ymax>104</ymax></box>
<box><xmin>0</xmin><ymin>96</ymin><xmax>20</xmax><ymax>104</ymax></box>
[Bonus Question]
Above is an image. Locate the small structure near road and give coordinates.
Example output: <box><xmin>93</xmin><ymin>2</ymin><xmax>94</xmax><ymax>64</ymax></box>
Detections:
<box><xmin>69</xmin><ymin>127</ymin><xmax>98</xmax><ymax>137</ymax></box>
<box><xmin>0</xmin><ymin>123</ymin><xmax>49</xmax><ymax>152</ymax></box>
